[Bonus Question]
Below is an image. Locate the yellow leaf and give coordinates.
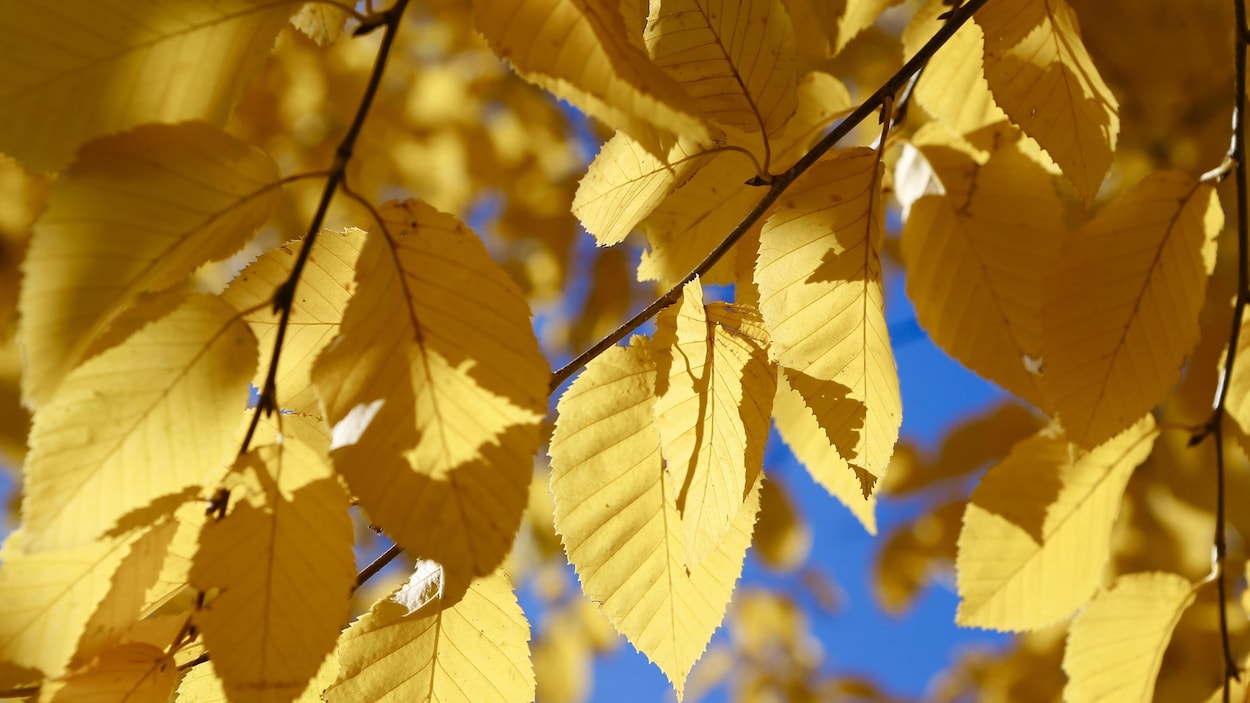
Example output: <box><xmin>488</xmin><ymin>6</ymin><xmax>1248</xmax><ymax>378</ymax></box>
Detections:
<box><xmin>191</xmin><ymin>441</ymin><xmax>355</xmax><ymax>703</ymax></box>
<box><xmin>753</xmin><ymin>476</ymin><xmax>812</xmax><ymax>572</ymax></box>
<box><xmin>20</xmin><ymin>123</ymin><xmax>280</xmax><ymax>407</ymax></box>
<box><xmin>771</xmin><ymin>374</ymin><xmax>876</xmax><ymax>534</ymax></box>
<box><xmin>324</xmin><ymin>564</ymin><xmax>534</xmax><ymax>703</ymax></box>
<box><xmin>1043</xmin><ymin>172</ymin><xmax>1221</xmax><ymax>448</ymax></box>
<box><xmin>653</xmin><ymin>280</ymin><xmax>775</xmax><ymax>567</ymax></box>
<box><xmin>902</xmin><ymin>0</ymin><xmax>1006</xmax><ymax>135</ymax></box>
<box><xmin>21</xmin><ymin>294</ymin><xmax>257</xmax><ymax>552</ymax></box>
<box><xmin>221</xmin><ymin>229</ymin><xmax>367</xmax><ymax>417</ymax></box>
<box><xmin>644</xmin><ymin>0</ymin><xmax>798</xmax><ymax>165</ymax></box>
<box><xmin>976</xmin><ymin>0</ymin><xmax>1118</xmax><ymax>201</ymax></box>
<box><xmin>955</xmin><ymin>416</ymin><xmax>1157</xmax><ymax>631</ymax></box>
<box><xmin>141</xmin><ymin>501</ymin><xmax>207</xmax><ymax>620</ymax></box>
<box><xmin>0</xmin><ymin>2</ymin><xmax>293</xmax><ymax>171</ymax></box>
<box><xmin>176</xmin><ymin>654</ymin><xmax>338</xmax><ymax>703</ymax></box>
<box><xmin>902</xmin><ymin>137</ymin><xmax>1063</xmax><ymax>408</ymax></box>
<box><xmin>1062</xmin><ymin>573</ymin><xmax>1196</xmax><ymax>703</ymax></box>
<box><xmin>756</xmin><ymin>147</ymin><xmax>900</xmax><ymax>485</ymax></box>
<box><xmin>39</xmin><ymin>643</ymin><xmax>177</xmax><ymax>703</ymax></box>
<box><xmin>572</xmin><ymin>133</ymin><xmax>711</xmax><ymax>247</ymax></box>
<box><xmin>291</xmin><ymin>2</ymin><xmax>352</xmax><ymax>46</ymax></box>
<box><xmin>311</xmin><ymin>200</ymin><xmax>547</xmax><ymax>580</ymax></box>
<box><xmin>830</xmin><ymin>0</ymin><xmax>896</xmax><ymax>55</ymax></box>
<box><xmin>472</xmin><ymin>0</ymin><xmax>713</xmax><ymax>156</ymax></box>
<box><xmin>549</xmin><ymin>341</ymin><xmax>760</xmax><ymax>697</ymax></box>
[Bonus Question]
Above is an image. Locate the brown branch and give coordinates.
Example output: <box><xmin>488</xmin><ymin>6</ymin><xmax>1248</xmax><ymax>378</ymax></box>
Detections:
<box><xmin>548</xmin><ymin>0</ymin><xmax>990</xmax><ymax>391</ymax></box>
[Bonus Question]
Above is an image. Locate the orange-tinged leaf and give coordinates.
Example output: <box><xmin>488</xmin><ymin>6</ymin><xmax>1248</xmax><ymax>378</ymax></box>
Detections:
<box><xmin>653</xmin><ymin>280</ymin><xmax>775</xmax><ymax>567</ymax></box>
<box><xmin>40</xmin><ymin>643</ymin><xmax>177</xmax><ymax>703</ymax></box>
<box><xmin>311</xmin><ymin>200</ymin><xmax>547</xmax><ymax>581</ymax></box>
<box><xmin>221</xmin><ymin>229</ymin><xmax>366</xmax><ymax>417</ymax></box>
<box><xmin>21</xmin><ymin>294</ymin><xmax>257</xmax><ymax>552</ymax></box>
<box><xmin>1062</xmin><ymin>573</ymin><xmax>1196</xmax><ymax>703</ymax></box>
<box><xmin>20</xmin><ymin>123</ymin><xmax>280</xmax><ymax>407</ymax></box>
<box><xmin>0</xmin><ymin>1</ymin><xmax>292</xmax><ymax>171</ymax></box>
<box><xmin>191</xmin><ymin>441</ymin><xmax>355</xmax><ymax>703</ymax></box>
<box><xmin>976</xmin><ymin>0</ymin><xmax>1118</xmax><ymax>201</ymax></box>
<box><xmin>955</xmin><ymin>416</ymin><xmax>1156</xmax><ymax>631</ymax></box>
<box><xmin>903</xmin><ymin>0</ymin><xmax>1006</xmax><ymax>135</ymax></box>
<box><xmin>549</xmin><ymin>341</ymin><xmax>760</xmax><ymax>698</ymax></box>
<box><xmin>324</xmin><ymin>564</ymin><xmax>534</xmax><ymax>703</ymax></box>
<box><xmin>756</xmin><ymin>147</ymin><xmax>900</xmax><ymax>485</ymax></box>
<box><xmin>1043</xmin><ymin>172</ymin><xmax>1221</xmax><ymax>448</ymax></box>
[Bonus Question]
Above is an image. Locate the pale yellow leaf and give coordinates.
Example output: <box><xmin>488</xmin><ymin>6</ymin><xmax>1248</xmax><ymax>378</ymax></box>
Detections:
<box><xmin>1062</xmin><ymin>573</ymin><xmax>1196</xmax><ymax>703</ymax></box>
<box><xmin>22</xmin><ymin>295</ymin><xmax>257</xmax><ymax>552</ymax></box>
<box><xmin>653</xmin><ymin>280</ymin><xmax>774</xmax><ymax>567</ymax></box>
<box><xmin>549</xmin><ymin>341</ymin><xmax>760</xmax><ymax>697</ymax></box>
<box><xmin>0</xmin><ymin>2</ymin><xmax>293</xmax><ymax>171</ymax></box>
<box><xmin>1043</xmin><ymin>172</ymin><xmax>1221</xmax><ymax>448</ymax></box>
<box><xmin>311</xmin><ymin>200</ymin><xmax>547</xmax><ymax>580</ymax></box>
<box><xmin>976</xmin><ymin>0</ymin><xmax>1118</xmax><ymax>201</ymax></box>
<box><xmin>473</xmin><ymin>0</ymin><xmax>713</xmax><ymax>156</ymax></box>
<box><xmin>573</xmin><ymin>133</ymin><xmax>711</xmax><ymax>247</ymax></box>
<box><xmin>190</xmin><ymin>441</ymin><xmax>355</xmax><ymax>703</ymax></box>
<box><xmin>20</xmin><ymin>123</ymin><xmax>280</xmax><ymax>407</ymax></box>
<box><xmin>222</xmin><ymin>229</ymin><xmax>367</xmax><ymax>416</ymax></box>
<box><xmin>291</xmin><ymin>2</ymin><xmax>352</xmax><ymax>46</ymax></box>
<box><xmin>771</xmin><ymin>374</ymin><xmax>876</xmax><ymax>534</ymax></box>
<box><xmin>955</xmin><ymin>416</ymin><xmax>1157</xmax><ymax>631</ymax></box>
<box><xmin>38</xmin><ymin>643</ymin><xmax>177</xmax><ymax>703</ymax></box>
<box><xmin>756</xmin><ymin>147</ymin><xmax>900</xmax><ymax>484</ymax></box>
<box><xmin>324</xmin><ymin>565</ymin><xmax>534</xmax><ymax>703</ymax></box>
<box><xmin>903</xmin><ymin>0</ymin><xmax>1006</xmax><ymax>135</ymax></box>
<box><xmin>902</xmin><ymin>139</ymin><xmax>1063</xmax><ymax>408</ymax></box>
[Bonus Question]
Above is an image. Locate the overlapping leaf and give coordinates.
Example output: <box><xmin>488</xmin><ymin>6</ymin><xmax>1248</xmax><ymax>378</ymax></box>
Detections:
<box><xmin>40</xmin><ymin>643</ymin><xmax>178</xmax><ymax>703</ymax></box>
<box><xmin>955</xmin><ymin>416</ymin><xmax>1156</xmax><ymax>631</ymax></box>
<box><xmin>1043</xmin><ymin>172</ymin><xmax>1221</xmax><ymax>448</ymax></box>
<box><xmin>549</xmin><ymin>341</ymin><xmax>760</xmax><ymax>697</ymax></box>
<box><xmin>325</xmin><ymin>564</ymin><xmax>534</xmax><ymax>703</ymax></box>
<box><xmin>756</xmin><ymin>147</ymin><xmax>900</xmax><ymax>487</ymax></box>
<box><xmin>311</xmin><ymin>199</ymin><xmax>547</xmax><ymax>580</ymax></box>
<box><xmin>22</xmin><ymin>294</ymin><xmax>256</xmax><ymax>551</ymax></box>
<box><xmin>20</xmin><ymin>122</ymin><xmax>280</xmax><ymax>406</ymax></box>
<box><xmin>1062</xmin><ymin>573</ymin><xmax>1196</xmax><ymax>703</ymax></box>
<box><xmin>903</xmin><ymin>0</ymin><xmax>1006</xmax><ymax>135</ymax></box>
<box><xmin>0</xmin><ymin>1</ymin><xmax>293</xmax><ymax>171</ymax></box>
<box><xmin>191</xmin><ymin>441</ymin><xmax>355</xmax><ymax>703</ymax></box>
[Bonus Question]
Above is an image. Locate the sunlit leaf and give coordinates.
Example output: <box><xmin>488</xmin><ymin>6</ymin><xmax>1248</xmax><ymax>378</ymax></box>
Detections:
<box><xmin>40</xmin><ymin>643</ymin><xmax>177</xmax><ymax>703</ymax></box>
<box><xmin>903</xmin><ymin>0</ymin><xmax>1006</xmax><ymax>135</ymax></box>
<box><xmin>291</xmin><ymin>2</ymin><xmax>352</xmax><ymax>46</ymax></box>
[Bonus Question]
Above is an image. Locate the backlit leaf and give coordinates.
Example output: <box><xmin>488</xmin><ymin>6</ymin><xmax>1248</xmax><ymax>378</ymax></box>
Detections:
<box><xmin>1043</xmin><ymin>172</ymin><xmax>1221</xmax><ymax>448</ymax></box>
<box><xmin>955</xmin><ymin>416</ymin><xmax>1157</xmax><ymax>631</ymax></box>
<box><xmin>291</xmin><ymin>2</ymin><xmax>352</xmax><ymax>46</ymax></box>
<box><xmin>20</xmin><ymin>122</ymin><xmax>280</xmax><ymax>407</ymax></box>
<box><xmin>40</xmin><ymin>643</ymin><xmax>177</xmax><ymax>703</ymax></box>
<box><xmin>311</xmin><ymin>199</ymin><xmax>547</xmax><ymax>580</ymax></box>
<box><xmin>903</xmin><ymin>0</ymin><xmax>1006</xmax><ymax>135</ymax></box>
<box><xmin>22</xmin><ymin>294</ymin><xmax>256</xmax><ymax>551</ymax></box>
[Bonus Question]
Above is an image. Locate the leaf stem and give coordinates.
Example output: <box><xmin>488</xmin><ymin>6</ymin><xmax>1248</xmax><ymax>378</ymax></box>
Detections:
<box><xmin>548</xmin><ymin>0</ymin><xmax>990</xmax><ymax>391</ymax></box>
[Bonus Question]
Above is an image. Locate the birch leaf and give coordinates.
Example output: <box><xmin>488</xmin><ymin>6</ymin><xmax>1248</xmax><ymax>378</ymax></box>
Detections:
<box><xmin>0</xmin><ymin>1</ymin><xmax>293</xmax><ymax>171</ymax></box>
<box><xmin>311</xmin><ymin>200</ymin><xmax>547</xmax><ymax>580</ymax></box>
<box><xmin>20</xmin><ymin>122</ymin><xmax>280</xmax><ymax>407</ymax></box>
<box><xmin>1043</xmin><ymin>172</ymin><xmax>1221</xmax><ymax>448</ymax></box>
<box><xmin>22</xmin><ymin>295</ymin><xmax>256</xmax><ymax>552</ymax></box>
<box><xmin>324</xmin><ymin>565</ymin><xmax>534</xmax><ymax>703</ymax></box>
<box><xmin>756</xmin><ymin>147</ymin><xmax>900</xmax><ymax>485</ymax></box>
<box><xmin>955</xmin><ymin>416</ymin><xmax>1156</xmax><ymax>631</ymax></box>
<box><xmin>291</xmin><ymin>2</ymin><xmax>352</xmax><ymax>46</ymax></box>
<box><xmin>903</xmin><ymin>0</ymin><xmax>1006</xmax><ymax>135</ymax></box>
<box><xmin>549</xmin><ymin>341</ymin><xmax>760</xmax><ymax>698</ymax></box>
<box><xmin>653</xmin><ymin>280</ymin><xmax>775</xmax><ymax>567</ymax></box>
<box><xmin>976</xmin><ymin>0</ymin><xmax>1118</xmax><ymax>201</ymax></box>
<box><xmin>39</xmin><ymin>643</ymin><xmax>177</xmax><ymax>703</ymax></box>
<box><xmin>191</xmin><ymin>441</ymin><xmax>354</xmax><ymax>703</ymax></box>
<box><xmin>832</xmin><ymin>0</ymin><xmax>896</xmax><ymax>54</ymax></box>
<box><xmin>221</xmin><ymin>229</ymin><xmax>367</xmax><ymax>417</ymax></box>
<box><xmin>1062</xmin><ymin>573</ymin><xmax>1196</xmax><ymax>703</ymax></box>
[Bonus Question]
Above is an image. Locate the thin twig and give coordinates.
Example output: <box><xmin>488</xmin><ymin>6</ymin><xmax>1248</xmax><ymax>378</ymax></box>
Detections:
<box><xmin>547</xmin><ymin>0</ymin><xmax>989</xmax><ymax>391</ymax></box>
<box><xmin>356</xmin><ymin>543</ymin><xmax>405</xmax><ymax>590</ymax></box>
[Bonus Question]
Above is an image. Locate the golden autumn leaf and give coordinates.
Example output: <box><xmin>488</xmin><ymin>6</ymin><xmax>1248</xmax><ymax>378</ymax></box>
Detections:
<box><xmin>549</xmin><ymin>341</ymin><xmax>760</xmax><ymax>698</ymax></box>
<box><xmin>753</xmin><ymin>476</ymin><xmax>813</xmax><ymax>572</ymax></box>
<box><xmin>21</xmin><ymin>294</ymin><xmax>256</xmax><ymax>552</ymax></box>
<box><xmin>902</xmin><ymin>0</ymin><xmax>1006</xmax><ymax>136</ymax></box>
<box><xmin>955</xmin><ymin>416</ymin><xmax>1157</xmax><ymax>631</ymax></box>
<box><xmin>653</xmin><ymin>280</ymin><xmax>775</xmax><ymax>567</ymax></box>
<box><xmin>291</xmin><ymin>2</ymin><xmax>352</xmax><ymax>47</ymax></box>
<box><xmin>175</xmin><ymin>652</ymin><xmax>338</xmax><ymax>703</ymax></box>
<box><xmin>1062</xmin><ymin>573</ymin><xmax>1196</xmax><ymax>703</ymax></box>
<box><xmin>222</xmin><ymin>228</ymin><xmax>367</xmax><ymax>417</ymax></box>
<box><xmin>756</xmin><ymin>147</ymin><xmax>900</xmax><ymax>486</ymax></box>
<box><xmin>976</xmin><ymin>0</ymin><xmax>1118</xmax><ymax>200</ymax></box>
<box><xmin>191</xmin><ymin>440</ymin><xmax>355</xmax><ymax>703</ymax></box>
<box><xmin>1043</xmin><ymin>172</ymin><xmax>1221</xmax><ymax>448</ymax></box>
<box><xmin>325</xmin><ymin>563</ymin><xmax>534</xmax><ymax>703</ymax></box>
<box><xmin>20</xmin><ymin>122</ymin><xmax>280</xmax><ymax>407</ymax></box>
<box><xmin>830</xmin><ymin>0</ymin><xmax>898</xmax><ymax>55</ymax></box>
<box><xmin>0</xmin><ymin>1</ymin><xmax>293</xmax><ymax>171</ymax></box>
<box><xmin>39</xmin><ymin>643</ymin><xmax>177</xmax><ymax>703</ymax></box>
<box><xmin>311</xmin><ymin>199</ymin><xmax>547</xmax><ymax>580</ymax></box>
